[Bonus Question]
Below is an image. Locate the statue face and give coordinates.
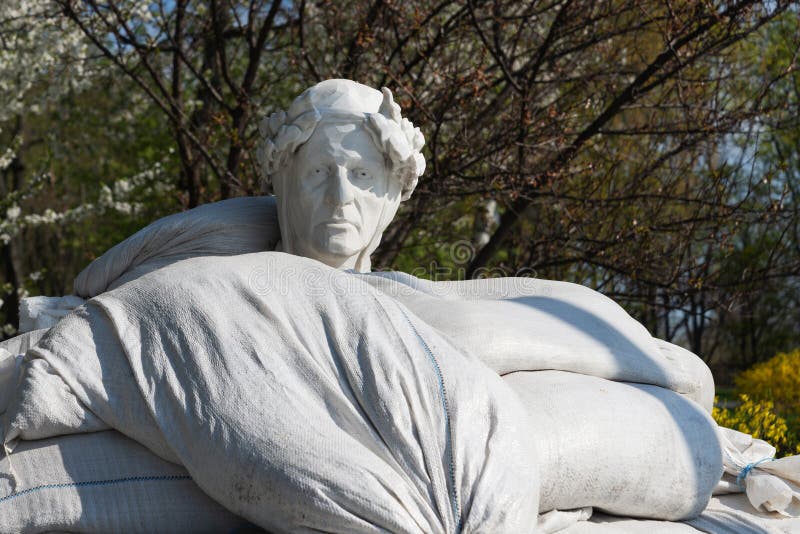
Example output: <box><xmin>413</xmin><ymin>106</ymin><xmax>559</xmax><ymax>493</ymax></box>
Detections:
<box><xmin>284</xmin><ymin>121</ymin><xmax>395</xmax><ymax>269</ymax></box>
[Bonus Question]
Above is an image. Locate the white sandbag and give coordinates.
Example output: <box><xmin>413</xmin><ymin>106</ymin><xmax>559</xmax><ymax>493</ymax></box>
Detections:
<box><xmin>653</xmin><ymin>339</ymin><xmax>715</xmax><ymax>413</ymax></box>
<box><xmin>719</xmin><ymin>427</ymin><xmax>800</xmax><ymax>517</ymax></box>
<box><xmin>359</xmin><ymin>272</ymin><xmax>714</xmax><ymax>409</ymax></box>
<box><xmin>0</xmin><ymin>430</ymin><xmax>248</xmax><ymax>533</ymax></box>
<box><xmin>562</xmin><ymin>515</ymin><xmax>704</xmax><ymax>533</ymax></box>
<box><xmin>19</xmin><ymin>295</ymin><xmax>86</xmax><ymax>333</ymax></box>
<box><xmin>558</xmin><ymin>514</ymin><xmax>700</xmax><ymax>534</ymax></box>
<box><xmin>539</xmin><ymin>507</ymin><xmax>593</xmax><ymax>533</ymax></box>
<box><xmin>0</xmin><ymin>349</ymin><xmax>20</xmax><ymax>415</ymax></box>
<box><xmin>0</xmin><ymin>328</ymin><xmax>48</xmax><ymax>356</ymax></box>
<box><xmin>503</xmin><ymin>370</ymin><xmax>722</xmax><ymax>520</ymax></box>
<box><xmin>73</xmin><ymin>196</ymin><xmax>280</xmax><ymax>297</ymax></box>
<box><xmin>564</xmin><ymin>494</ymin><xmax>800</xmax><ymax>533</ymax></box>
<box><xmin>6</xmin><ymin>252</ymin><xmax>540</xmax><ymax>533</ymax></box>
<box><xmin>0</xmin><ymin>329</ymin><xmax>49</xmax><ymax>415</ymax></box>
<box><xmin>687</xmin><ymin>493</ymin><xmax>800</xmax><ymax>533</ymax></box>
<box><xmin>541</xmin><ymin>493</ymin><xmax>800</xmax><ymax>533</ymax></box>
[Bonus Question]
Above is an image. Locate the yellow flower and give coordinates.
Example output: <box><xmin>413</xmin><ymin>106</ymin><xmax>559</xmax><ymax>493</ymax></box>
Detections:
<box><xmin>715</xmin><ymin>362</ymin><xmax>800</xmax><ymax>459</ymax></box>
<box><xmin>714</xmin><ymin>394</ymin><xmax>792</xmax><ymax>451</ymax></box>
<box><xmin>735</xmin><ymin>349</ymin><xmax>800</xmax><ymax>416</ymax></box>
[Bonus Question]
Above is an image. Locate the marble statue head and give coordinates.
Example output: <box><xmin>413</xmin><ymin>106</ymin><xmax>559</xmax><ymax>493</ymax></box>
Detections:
<box><xmin>257</xmin><ymin>79</ymin><xmax>425</xmax><ymax>272</ymax></box>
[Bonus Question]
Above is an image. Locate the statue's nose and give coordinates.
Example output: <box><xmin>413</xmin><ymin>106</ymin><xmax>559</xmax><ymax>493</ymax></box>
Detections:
<box><xmin>326</xmin><ymin>165</ymin><xmax>355</xmax><ymax>206</ymax></box>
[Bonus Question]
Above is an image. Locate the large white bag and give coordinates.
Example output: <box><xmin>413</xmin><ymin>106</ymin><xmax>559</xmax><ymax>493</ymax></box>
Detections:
<box><xmin>504</xmin><ymin>371</ymin><xmax>722</xmax><ymax>520</ymax></box>
<box><xmin>0</xmin><ymin>431</ymin><xmax>247</xmax><ymax>533</ymax></box>
<box><xmin>73</xmin><ymin>196</ymin><xmax>280</xmax><ymax>297</ymax></box>
<box><xmin>359</xmin><ymin>272</ymin><xmax>715</xmax><ymax>411</ymax></box>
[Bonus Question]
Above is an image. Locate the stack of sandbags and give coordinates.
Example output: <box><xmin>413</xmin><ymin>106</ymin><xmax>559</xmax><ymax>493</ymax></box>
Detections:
<box><xmin>5</xmin><ymin>253</ymin><xmax>541</xmax><ymax>532</ymax></box>
<box><xmin>0</xmin><ymin>197</ymin><xmax>726</xmax><ymax>530</ymax></box>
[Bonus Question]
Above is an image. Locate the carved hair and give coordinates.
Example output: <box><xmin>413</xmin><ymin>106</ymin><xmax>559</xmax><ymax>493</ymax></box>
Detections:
<box><xmin>256</xmin><ymin>87</ymin><xmax>425</xmax><ymax>201</ymax></box>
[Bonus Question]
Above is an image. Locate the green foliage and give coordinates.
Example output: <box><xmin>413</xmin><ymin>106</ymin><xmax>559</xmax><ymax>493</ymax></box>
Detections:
<box><xmin>713</xmin><ymin>349</ymin><xmax>800</xmax><ymax>457</ymax></box>
<box><xmin>736</xmin><ymin>349</ymin><xmax>800</xmax><ymax>426</ymax></box>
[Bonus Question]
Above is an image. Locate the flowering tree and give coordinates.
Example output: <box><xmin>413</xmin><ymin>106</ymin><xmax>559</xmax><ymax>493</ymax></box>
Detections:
<box><xmin>0</xmin><ymin>0</ymin><xmax>87</xmax><ymax>330</ymax></box>
<box><xmin>0</xmin><ymin>0</ymin><xmax>176</xmax><ymax>332</ymax></box>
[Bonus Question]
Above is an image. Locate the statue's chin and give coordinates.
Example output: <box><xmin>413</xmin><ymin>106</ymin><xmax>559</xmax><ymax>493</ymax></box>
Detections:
<box><xmin>311</xmin><ymin>230</ymin><xmax>363</xmax><ymax>267</ymax></box>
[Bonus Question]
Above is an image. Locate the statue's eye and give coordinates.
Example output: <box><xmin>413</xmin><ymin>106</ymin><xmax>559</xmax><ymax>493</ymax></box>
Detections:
<box><xmin>353</xmin><ymin>169</ymin><xmax>372</xmax><ymax>181</ymax></box>
<box><xmin>304</xmin><ymin>168</ymin><xmax>328</xmax><ymax>188</ymax></box>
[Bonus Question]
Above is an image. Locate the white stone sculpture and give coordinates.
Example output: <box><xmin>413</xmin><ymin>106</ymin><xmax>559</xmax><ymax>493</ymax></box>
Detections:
<box><xmin>252</xmin><ymin>80</ymin><xmax>797</xmax><ymax>526</ymax></box>
<box><xmin>257</xmin><ymin>79</ymin><xmax>424</xmax><ymax>272</ymax></box>
<box><xmin>3</xmin><ymin>79</ymin><xmax>798</xmax><ymax>533</ymax></box>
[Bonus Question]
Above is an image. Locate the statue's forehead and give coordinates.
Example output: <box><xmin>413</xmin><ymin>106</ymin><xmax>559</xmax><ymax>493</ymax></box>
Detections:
<box><xmin>297</xmin><ymin>121</ymin><xmax>384</xmax><ymax>167</ymax></box>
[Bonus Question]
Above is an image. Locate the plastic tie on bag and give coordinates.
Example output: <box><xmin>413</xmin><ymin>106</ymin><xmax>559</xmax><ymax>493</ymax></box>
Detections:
<box><xmin>736</xmin><ymin>456</ymin><xmax>774</xmax><ymax>489</ymax></box>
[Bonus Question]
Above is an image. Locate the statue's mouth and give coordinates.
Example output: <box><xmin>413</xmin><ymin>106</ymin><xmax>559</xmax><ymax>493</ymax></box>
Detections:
<box><xmin>319</xmin><ymin>218</ymin><xmax>360</xmax><ymax>231</ymax></box>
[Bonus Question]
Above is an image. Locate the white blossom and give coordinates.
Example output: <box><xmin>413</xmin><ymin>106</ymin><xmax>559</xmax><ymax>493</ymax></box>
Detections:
<box><xmin>0</xmin><ymin>0</ymin><xmax>92</xmax><ymax>123</ymax></box>
<box><xmin>113</xmin><ymin>179</ymin><xmax>132</xmax><ymax>197</ymax></box>
<box><xmin>114</xmin><ymin>202</ymin><xmax>133</xmax><ymax>215</ymax></box>
<box><xmin>0</xmin><ymin>145</ymin><xmax>16</xmax><ymax>171</ymax></box>
<box><xmin>98</xmin><ymin>184</ymin><xmax>114</xmax><ymax>208</ymax></box>
<box><xmin>6</xmin><ymin>205</ymin><xmax>20</xmax><ymax>221</ymax></box>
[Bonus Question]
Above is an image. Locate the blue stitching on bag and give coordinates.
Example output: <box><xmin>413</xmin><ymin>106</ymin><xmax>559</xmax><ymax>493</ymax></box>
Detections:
<box><xmin>0</xmin><ymin>474</ymin><xmax>192</xmax><ymax>504</ymax></box>
<box><xmin>396</xmin><ymin>305</ymin><xmax>462</xmax><ymax>534</ymax></box>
